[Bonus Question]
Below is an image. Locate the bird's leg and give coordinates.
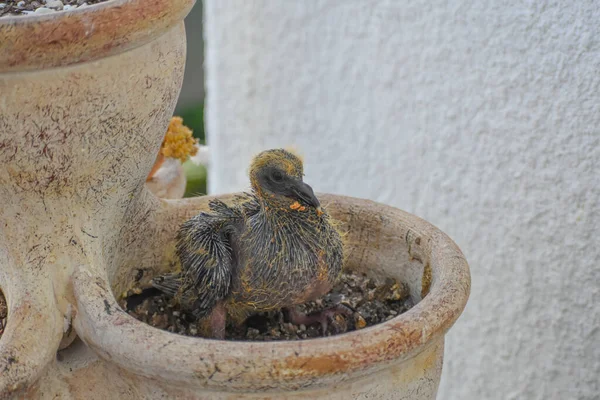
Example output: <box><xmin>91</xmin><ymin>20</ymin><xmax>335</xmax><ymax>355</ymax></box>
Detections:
<box><xmin>209</xmin><ymin>301</ymin><xmax>227</xmax><ymax>339</ymax></box>
<box><xmin>285</xmin><ymin>304</ymin><xmax>353</xmax><ymax>334</ymax></box>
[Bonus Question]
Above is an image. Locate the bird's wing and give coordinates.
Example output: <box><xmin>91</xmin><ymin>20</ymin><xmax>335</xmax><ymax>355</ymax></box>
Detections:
<box><xmin>171</xmin><ymin>199</ymin><xmax>242</xmax><ymax>318</ymax></box>
<box><xmin>150</xmin><ymin>272</ymin><xmax>183</xmax><ymax>298</ymax></box>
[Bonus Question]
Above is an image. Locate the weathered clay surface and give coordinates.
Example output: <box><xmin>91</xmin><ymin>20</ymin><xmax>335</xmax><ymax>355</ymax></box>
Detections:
<box><xmin>0</xmin><ymin>1</ymin><xmax>470</xmax><ymax>399</ymax></box>
<box><xmin>0</xmin><ymin>0</ymin><xmax>191</xmax><ymax>397</ymax></box>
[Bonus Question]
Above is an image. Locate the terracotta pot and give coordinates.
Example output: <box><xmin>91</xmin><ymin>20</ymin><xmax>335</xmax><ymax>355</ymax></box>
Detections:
<box><xmin>0</xmin><ymin>2</ymin><xmax>470</xmax><ymax>399</ymax></box>
<box><xmin>70</xmin><ymin>193</ymin><xmax>471</xmax><ymax>400</ymax></box>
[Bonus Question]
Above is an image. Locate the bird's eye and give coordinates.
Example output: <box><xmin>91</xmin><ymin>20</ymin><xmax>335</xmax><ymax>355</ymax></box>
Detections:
<box><xmin>271</xmin><ymin>170</ymin><xmax>284</xmax><ymax>182</ymax></box>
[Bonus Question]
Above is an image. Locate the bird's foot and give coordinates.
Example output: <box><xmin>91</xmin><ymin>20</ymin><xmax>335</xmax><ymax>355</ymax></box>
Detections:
<box><xmin>199</xmin><ymin>301</ymin><xmax>226</xmax><ymax>339</ymax></box>
<box><xmin>285</xmin><ymin>304</ymin><xmax>354</xmax><ymax>334</ymax></box>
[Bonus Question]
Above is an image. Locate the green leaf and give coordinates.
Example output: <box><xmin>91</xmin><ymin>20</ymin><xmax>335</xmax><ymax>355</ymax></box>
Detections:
<box><xmin>182</xmin><ymin>159</ymin><xmax>207</xmax><ymax>197</ymax></box>
<box><xmin>177</xmin><ymin>103</ymin><xmax>205</xmax><ymax>142</ymax></box>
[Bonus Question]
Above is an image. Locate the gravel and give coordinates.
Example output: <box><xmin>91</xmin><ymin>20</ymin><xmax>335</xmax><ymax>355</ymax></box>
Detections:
<box><xmin>121</xmin><ymin>271</ymin><xmax>415</xmax><ymax>341</ymax></box>
<box><xmin>0</xmin><ymin>0</ymin><xmax>109</xmax><ymax>17</ymax></box>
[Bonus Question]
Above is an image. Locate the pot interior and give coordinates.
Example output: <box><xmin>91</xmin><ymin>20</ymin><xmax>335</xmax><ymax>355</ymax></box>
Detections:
<box><xmin>109</xmin><ymin>193</ymin><xmax>431</xmax><ymax>324</ymax></box>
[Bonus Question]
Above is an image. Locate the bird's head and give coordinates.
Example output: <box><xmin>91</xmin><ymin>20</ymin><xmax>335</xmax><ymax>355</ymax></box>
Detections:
<box><xmin>249</xmin><ymin>148</ymin><xmax>322</xmax><ymax>212</ymax></box>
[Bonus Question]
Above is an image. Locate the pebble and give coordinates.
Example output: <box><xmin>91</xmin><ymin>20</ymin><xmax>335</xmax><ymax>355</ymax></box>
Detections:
<box><xmin>0</xmin><ymin>3</ymin><xmax>6</xmax><ymax>9</ymax></box>
<box><xmin>16</xmin><ymin>1</ymin><xmax>25</xmax><ymax>7</ymax></box>
<box><xmin>63</xmin><ymin>4</ymin><xmax>76</xmax><ymax>10</ymax></box>
<box><xmin>34</xmin><ymin>7</ymin><xmax>54</xmax><ymax>14</ymax></box>
<box><xmin>355</xmin><ymin>315</ymin><xmax>367</xmax><ymax>329</ymax></box>
<box><xmin>45</xmin><ymin>0</ymin><xmax>63</xmax><ymax>9</ymax></box>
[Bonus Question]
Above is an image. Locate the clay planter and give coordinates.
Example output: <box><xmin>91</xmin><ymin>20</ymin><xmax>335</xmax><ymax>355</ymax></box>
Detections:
<box><xmin>0</xmin><ymin>1</ymin><xmax>470</xmax><ymax>399</ymax></box>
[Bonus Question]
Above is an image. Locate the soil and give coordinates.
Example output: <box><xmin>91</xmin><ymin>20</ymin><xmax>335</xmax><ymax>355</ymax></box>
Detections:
<box><xmin>0</xmin><ymin>0</ymin><xmax>111</xmax><ymax>17</ymax></box>
<box><xmin>121</xmin><ymin>271</ymin><xmax>415</xmax><ymax>341</ymax></box>
<box><xmin>0</xmin><ymin>290</ymin><xmax>6</xmax><ymax>339</ymax></box>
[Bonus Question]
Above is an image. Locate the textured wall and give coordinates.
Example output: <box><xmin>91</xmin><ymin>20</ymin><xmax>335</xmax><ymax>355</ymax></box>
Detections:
<box><xmin>204</xmin><ymin>1</ymin><xmax>600</xmax><ymax>399</ymax></box>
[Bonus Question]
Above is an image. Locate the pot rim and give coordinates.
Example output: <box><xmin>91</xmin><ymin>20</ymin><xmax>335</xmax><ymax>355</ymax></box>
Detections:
<box><xmin>73</xmin><ymin>193</ymin><xmax>471</xmax><ymax>392</ymax></box>
<box><xmin>0</xmin><ymin>0</ymin><xmax>196</xmax><ymax>73</ymax></box>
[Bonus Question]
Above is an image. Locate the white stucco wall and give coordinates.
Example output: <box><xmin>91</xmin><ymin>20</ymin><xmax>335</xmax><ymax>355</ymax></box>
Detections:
<box><xmin>203</xmin><ymin>1</ymin><xmax>600</xmax><ymax>399</ymax></box>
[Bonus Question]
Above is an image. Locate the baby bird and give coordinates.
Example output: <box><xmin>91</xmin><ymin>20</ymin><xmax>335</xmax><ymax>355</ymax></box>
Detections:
<box><xmin>152</xmin><ymin>149</ymin><xmax>346</xmax><ymax>338</ymax></box>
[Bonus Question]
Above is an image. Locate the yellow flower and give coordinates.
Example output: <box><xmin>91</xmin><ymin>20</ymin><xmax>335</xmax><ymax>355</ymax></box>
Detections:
<box><xmin>161</xmin><ymin>116</ymin><xmax>199</xmax><ymax>162</ymax></box>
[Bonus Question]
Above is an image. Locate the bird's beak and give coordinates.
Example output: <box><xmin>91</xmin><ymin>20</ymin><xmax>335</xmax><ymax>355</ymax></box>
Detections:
<box><xmin>292</xmin><ymin>181</ymin><xmax>321</xmax><ymax>209</ymax></box>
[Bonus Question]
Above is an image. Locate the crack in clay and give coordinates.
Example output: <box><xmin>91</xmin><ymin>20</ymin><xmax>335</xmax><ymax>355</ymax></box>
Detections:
<box><xmin>103</xmin><ymin>299</ymin><xmax>112</xmax><ymax>315</ymax></box>
<box><xmin>80</xmin><ymin>228</ymin><xmax>98</xmax><ymax>239</ymax></box>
